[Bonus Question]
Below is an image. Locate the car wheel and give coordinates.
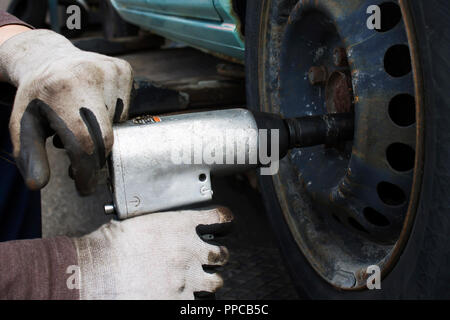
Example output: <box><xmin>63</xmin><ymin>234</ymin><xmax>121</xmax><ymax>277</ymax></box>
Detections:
<box><xmin>246</xmin><ymin>0</ymin><xmax>450</xmax><ymax>298</ymax></box>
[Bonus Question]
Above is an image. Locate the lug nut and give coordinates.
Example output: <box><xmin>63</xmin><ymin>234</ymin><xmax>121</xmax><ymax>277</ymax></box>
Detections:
<box><xmin>333</xmin><ymin>47</ymin><xmax>348</xmax><ymax>67</ymax></box>
<box><xmin>308</xmin><ymin>66</ymin><xmax>328</xmax><ymax>86</ymax></box>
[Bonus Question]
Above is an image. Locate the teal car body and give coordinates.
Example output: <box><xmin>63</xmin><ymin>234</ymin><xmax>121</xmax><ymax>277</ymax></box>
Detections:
<box><xmin>110</xmin><ymin>0</ymin><xmax>245</xmax><ymax>62</ymax></box>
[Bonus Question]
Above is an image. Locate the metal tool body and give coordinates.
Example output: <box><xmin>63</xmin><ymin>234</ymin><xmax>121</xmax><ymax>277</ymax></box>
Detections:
<box><xmin>107</xmin><ymin>108</ymin><xmax>354</xmax><ymax>219</ymax></box>
<box><xmin>109</xmin><ymin>109</ymin><xmax>260</xmax><ymax>219</ymax></box>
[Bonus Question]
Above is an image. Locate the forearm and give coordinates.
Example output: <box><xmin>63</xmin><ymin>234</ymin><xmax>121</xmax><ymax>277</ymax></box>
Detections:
<box><xmin>0</xmin><ymin>237</ymin><xmax>80</xmax><ymax>300</ymax></box>
<box><xmin>0</xmin><ymin>11</ymin><xmax>32</xmax><ymax>82</ymax></box>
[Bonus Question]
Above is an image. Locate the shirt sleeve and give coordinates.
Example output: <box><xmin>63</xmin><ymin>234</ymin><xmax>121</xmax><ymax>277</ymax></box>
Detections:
<box><xmin>0</xmin><ymin>236</ymin><xmax>80</xmax><ymax>300</ymax></box>
<box><xmin>0</xmin><ymin>11</ymin><xmax>33</xmax><ymax>29</ymax></box>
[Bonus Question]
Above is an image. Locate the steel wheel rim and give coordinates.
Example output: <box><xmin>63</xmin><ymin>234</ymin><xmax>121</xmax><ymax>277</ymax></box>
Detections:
<box><xmin>258</xmin><ymin>0</ymin><xmax>424</xmax><ymax>289</ymax></box>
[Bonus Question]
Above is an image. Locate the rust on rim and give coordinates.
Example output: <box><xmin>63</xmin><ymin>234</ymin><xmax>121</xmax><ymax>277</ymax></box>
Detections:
<box><xmin>333</xmin><ymin>47</ymin><xmax>349</xmax><ymax>67</ymax></box>
<box><xmin>326</xmin><ymin>71</ymin><xmax>354</xmax><ymax>114</ymax></box>
<box><xmin>308</xmin><ymin>66</ymin><xmax>328</xmax><ymax>86</ymax></box>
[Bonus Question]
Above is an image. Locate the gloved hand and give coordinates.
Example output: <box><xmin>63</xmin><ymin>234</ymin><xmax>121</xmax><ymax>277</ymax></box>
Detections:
<box><xmin>0</xmin><ymin>29</ymin><xmax>133</xmax><ymax>195</ymax></box>
<box><xmin>73</xmin><ymin>207</ymin><xmax>233</xmax><ymax>300</ymax></box>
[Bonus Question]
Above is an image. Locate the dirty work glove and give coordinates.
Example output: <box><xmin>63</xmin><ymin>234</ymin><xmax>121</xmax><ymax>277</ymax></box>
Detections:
<box><xmin>74</xmin><ymin>207</ymin><xmax>232</xmax><ymax>300</ymax></box>
<box><xmin>0</xmin><ymin>29</ymin><xmax>133</xmax><ymax>195</ymax></box>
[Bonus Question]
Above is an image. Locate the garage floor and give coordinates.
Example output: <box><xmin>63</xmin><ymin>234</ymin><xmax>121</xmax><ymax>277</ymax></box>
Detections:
<box><xmin>41</xmin><ymin>45</ymin><xmax>300</xmax><ymax>300</ymax></box>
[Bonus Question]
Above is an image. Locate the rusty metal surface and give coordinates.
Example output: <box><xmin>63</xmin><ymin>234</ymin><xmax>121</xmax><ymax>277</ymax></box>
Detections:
<box><xmin>325</xmin><ymin>71</ymin><xmax>353</xmax><ymax>114</ymax></box>
<box><xmin>256</xmin><ymin>0</ymin><xmax>421</xmax><ymax>290</ymax></box>
<box><xmin>308</xmin><ymin>66</ymin><xmax>328</xmax><ymax>86</ymax></box>
<box><xmin>333</xmin><ymin>47</ymin><xmax>349</xmax><ymax>67</ymax></box>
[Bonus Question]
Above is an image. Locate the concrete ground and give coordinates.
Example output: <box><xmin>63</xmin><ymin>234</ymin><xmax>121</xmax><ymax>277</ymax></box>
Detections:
<box><xmin>41</xmin><ymin>46</ymin><xmax>299</xmax><ymax>299</ymax></box>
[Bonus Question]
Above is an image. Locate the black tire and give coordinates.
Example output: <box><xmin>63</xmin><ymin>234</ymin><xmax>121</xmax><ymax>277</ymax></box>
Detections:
<box><xmin>246</xmin><ymin>0</ymin><xmax>450</xmax><ymax>299</ymax></box>
<box><xmin>7</xmin><ymin>0</ymin><xmax>48</xmax><ymax>28</ymax></box>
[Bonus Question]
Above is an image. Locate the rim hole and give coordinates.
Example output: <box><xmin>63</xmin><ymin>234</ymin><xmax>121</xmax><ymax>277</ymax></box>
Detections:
<box><xmin>389</xmin><ymin>94</ymin><xmax>416</xmax><ymax>127</ymax></box>
<box><xmin>386</xmin><ymin>143</ymin><xmax>415</xmax><ymax>172</ymax></box>
<box><xmin>348</xmin><ymin>217</ymin><xmax>369</xmax><ymax>234</ymax></box>
<box><xmin>376</xmin><ymin>2</ymin><xmax>402</xmax><ymax>33</ymax></box>
<box><xmin>199</xmin><ymin>174</ymin><xmax>207</xmax><ymax>182</ymax></box>
<box><xmin>384</xmin><ymin>45</ymin><xmax>412</xmax><ymax>77</ymax></box>
<box><xmin>363</xmin><ymin>207</ymin><xmax>390</xmax><ymax>227</ymax></box>
<box><xmin>377</xmin><ymin>182</ymin><xmax>406</xmax><ymax>206</ymax></box>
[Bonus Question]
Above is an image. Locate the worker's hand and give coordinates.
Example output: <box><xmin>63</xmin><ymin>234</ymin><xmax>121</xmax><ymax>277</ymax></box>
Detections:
<box><xmin>73</xmin><ymin>207</ymin><xmax>233</xmax><ymax>300</ymax></box>
<box><xmin>0</xmin><ymin>29</ymin><xmax>133</xmax><ymax>195</ymax></box>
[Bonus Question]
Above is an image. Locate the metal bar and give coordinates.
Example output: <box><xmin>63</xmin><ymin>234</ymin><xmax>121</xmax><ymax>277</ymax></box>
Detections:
<box><xmin>286</xmin><ymin>113</ymin><xmax>355</xmax><ymax>148</ymax></box>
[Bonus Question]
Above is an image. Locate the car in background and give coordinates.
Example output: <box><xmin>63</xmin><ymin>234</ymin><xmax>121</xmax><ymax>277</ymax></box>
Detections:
<box><xmin>110</xmin><ymin>0</ymin><xmax>245</xmax><ymax>62</ymax></box>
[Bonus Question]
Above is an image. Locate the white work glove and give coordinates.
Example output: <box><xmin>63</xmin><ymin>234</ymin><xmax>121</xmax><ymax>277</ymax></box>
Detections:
<box><xmin>73</xmin><ymin>207</ymin><xmax>233</xmax><ymax>300</ymax></box>
<box><xmin>0</xmin><ymin>29</ymin><xmax>133</xmax><ymax>195</ymax></box>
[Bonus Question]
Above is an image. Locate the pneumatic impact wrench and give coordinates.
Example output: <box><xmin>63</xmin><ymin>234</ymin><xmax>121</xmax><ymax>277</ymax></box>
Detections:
<box><xmin>104</xmin><ymin>108</ymin><xmax>354</xmax><ymax>220</ymax></box>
